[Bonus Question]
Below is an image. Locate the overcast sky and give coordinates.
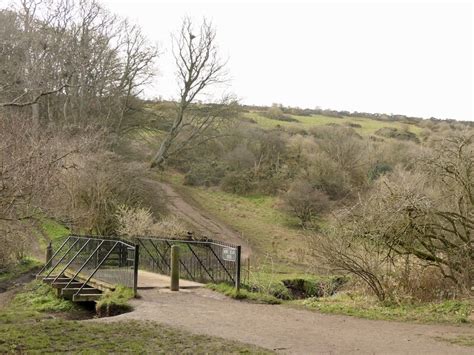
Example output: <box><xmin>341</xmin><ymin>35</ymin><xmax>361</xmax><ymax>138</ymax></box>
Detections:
<box><xmin>91</xmin><ymin>1</ymin><xmax>473</xmax><ymax>120</ymax></box>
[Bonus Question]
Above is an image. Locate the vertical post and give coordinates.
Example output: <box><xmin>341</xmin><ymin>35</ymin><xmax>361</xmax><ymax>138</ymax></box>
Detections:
<box><xmin>170</xmin><ymin>245</ymin><xmax>180</xmax><ymax>291</ymax></box>
<box><xmin>247</xmin><ymin>257</ymin><xmax>250</xmax><ymax>285</ymax></box>
<box><xmin>235</xmin><ymin>246</ymin><xmax>241</xmax><ymax>291</ymax></box>
<box><xmin>45</xmin><ymin>242</ymin><xmax>53</xmax><ymax>269</ymax></box>
<box><xmin>133</xmin><ymin>244</ymin><xmax>139</xmax><ymax>297</ymax></box>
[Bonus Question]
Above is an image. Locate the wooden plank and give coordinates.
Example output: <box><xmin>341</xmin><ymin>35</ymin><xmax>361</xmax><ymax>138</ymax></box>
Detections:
<box><xmin>73</xmin><ymin>293</ymin><xmax>102</xmax><ymax>302</ymax></box>
<box><xmin>63</xmin><ymin>269</ymin><xmax>115</xmax><ymax>292</ymax></box>
<box><xmin>61</xmin><ymin>287</ymin><xmax>101</xmax><ymax>296</ymax></box>
<box><xmin>51</xmin><ymin>282</ymin><xmax>84</xmax><ymax>288</ymax></box>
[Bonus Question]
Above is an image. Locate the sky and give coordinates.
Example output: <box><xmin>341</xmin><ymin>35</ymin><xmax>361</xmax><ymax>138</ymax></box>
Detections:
<box><xmin>43</xmin><ymin>0</ymin><xmax>474</xmax><ymax>120</ymax></box>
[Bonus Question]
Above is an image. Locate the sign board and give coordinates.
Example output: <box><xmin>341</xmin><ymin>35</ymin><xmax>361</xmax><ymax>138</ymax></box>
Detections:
<box><xmin>222</xmin><ymin>247</ymin><xmax>237</xmax><ymax>262</ymax></box>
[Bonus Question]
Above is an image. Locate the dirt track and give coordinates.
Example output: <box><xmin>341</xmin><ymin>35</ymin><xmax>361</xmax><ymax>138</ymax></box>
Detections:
<box><xmin>98</xmin><ymin>285</ymin><xmax>473</xmax><ymax>354</ymax></box>
<box><xmin>145</xmin><ymin>179</ymin><xmax>251</xmax><ymax>258</ymax></box>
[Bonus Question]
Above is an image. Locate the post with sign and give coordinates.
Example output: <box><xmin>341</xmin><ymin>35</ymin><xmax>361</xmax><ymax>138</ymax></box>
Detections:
<box><xmin>236</xmin><ymin>246</ymin><xmax>241</xmax><ymax>292</ymax></box>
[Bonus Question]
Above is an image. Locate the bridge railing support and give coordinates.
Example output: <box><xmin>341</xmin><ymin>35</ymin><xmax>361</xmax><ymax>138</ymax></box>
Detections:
<box><xmin>133</xmin><ymin>244</ymin><xmax>139</xmax><ymax>297</ymax></box>
<box><xmin>170</xmin><ymin>245</ymin><xmax>180</xmax><ymax>291</ymax></box>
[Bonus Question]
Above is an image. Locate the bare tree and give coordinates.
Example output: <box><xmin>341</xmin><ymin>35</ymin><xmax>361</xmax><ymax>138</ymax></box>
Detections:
<box><xmin>0</xmin><ymin>0</ymin><xmax>158</xmax><ymax>129</ymax></box>
<box><xmin>314</xmin><ymin>133</ymin><xmax>473</xmax><ymax>299</ymax></box>
<box><xmin>150</xmin><ymin>18</ymin><xmax>234</xmax><ymax>169</ymax></box>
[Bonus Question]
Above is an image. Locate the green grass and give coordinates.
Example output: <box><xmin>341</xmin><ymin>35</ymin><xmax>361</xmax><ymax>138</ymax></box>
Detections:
<box><xmin>0</xmin><ymin>281</ymin><xmax>272</xmax><ymax>353</ymax></box>
<box><xmin>0</xmin><ymin>258</ymin><xmax>42</xmax><ymax>283</ymax></box>
<box><xmin>300</xmin><ymin>292</ymin><xmax>473</xmax><ymax>324</ymax></box>
<box><xmin>244</xmin><ymin>111</ymin><xmax>422</xmax><ymax>136</ymax></box>
<box><xmin>0</xmin><ymin>319</ymin><xmax>272</xmax><ymax>353</ymax></box>
<box><xmin>172</xmin><ymin>180</ymin><xmax>309</xmax><ymax>268</ymax></box>
<box><xmin>96</xmin><ymin>285</ymin><xmax>135</xmax><ymax>316</ymax></box>
<box><xmin>6</xmin><ymin>280</ymin><xmax>76</xmax><ymax>315</ymax></box>
<box><xmin>207</xmin><ymin>283</ymin><xmax>281</xmax><ymax>304</ymax></box>
<box><xmin>33</xmin><ymin>217</ymin><xmax>70</xmax><ymax>252</ymax></box>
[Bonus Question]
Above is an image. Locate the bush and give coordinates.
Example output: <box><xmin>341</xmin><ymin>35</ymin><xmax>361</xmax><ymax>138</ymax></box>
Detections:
<box><xmin>221</xmin><ymin>171</ymin><xmax>254</xmax><ymax>194</ymax></box>
<box><xmin>281</xmin><ymin>179</ymin><xmax>330</xmax><ymax>227</ymax></box>
<box><xmin>375</xmin><ymin>127</ymin><xmax>420</xmax><ymax>143</ymax></box>
<box><xmin>183</xmin><ymin>162</ymin><xmax>227</xmax><ymax>187</ymax></box>
<box><xmin>116</xmin><ymin>205</ymin><xmax>187</xmax><ymax>238</ymax></box>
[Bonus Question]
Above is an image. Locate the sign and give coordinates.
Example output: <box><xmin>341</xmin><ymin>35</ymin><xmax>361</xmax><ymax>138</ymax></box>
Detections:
<box><xmin>222</xmin><ymin>247</ymin><xmax>237</xmax><ymax>262</ymax></box>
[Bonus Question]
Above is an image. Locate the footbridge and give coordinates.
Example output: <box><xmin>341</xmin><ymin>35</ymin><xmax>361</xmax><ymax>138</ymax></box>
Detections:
<box><xmin>36</xmin><ymin>235</ymin><xmax>241</xmax><ymax>302</ymax></box>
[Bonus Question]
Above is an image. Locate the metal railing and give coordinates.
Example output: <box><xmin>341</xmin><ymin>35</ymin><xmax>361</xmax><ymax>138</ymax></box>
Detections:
<box><xmin>37</xmin><ymin>235</ymin><xmax>139</xmax><ymax>296</ymax></box>
<box><xmin>136</xmin><ymin>237</ymin><xmax>241</xmax><ymax>288</ymax></box>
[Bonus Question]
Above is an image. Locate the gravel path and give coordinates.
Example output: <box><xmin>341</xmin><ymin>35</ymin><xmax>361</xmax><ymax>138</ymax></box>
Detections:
<box><xmin>98</xmin><ymin>285</ymin><xmax>473</xmax><ymax>354</ymax></box>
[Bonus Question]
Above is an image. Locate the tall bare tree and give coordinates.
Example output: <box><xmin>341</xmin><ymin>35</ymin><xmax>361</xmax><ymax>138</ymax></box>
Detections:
<box><xmin>0</xmin><ymin>0</ymin><xmax>158</xmax><ymax>129</ymax></box>
<box><xmin>150</xmin><ymin>18</ymin><xmax>235</xmax><ymax>169</ymax></box>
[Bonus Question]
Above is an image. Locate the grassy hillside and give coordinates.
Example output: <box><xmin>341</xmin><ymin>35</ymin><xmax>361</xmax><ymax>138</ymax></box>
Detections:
<box><xmin>244</xmin><ymin>111</ymin><xmax>423</xmax><ymax>135</ymax></box>
<box><xmin>167</xmin><ymin>173</ymin><xmax>313</xmax><ymax>273</ymax></box>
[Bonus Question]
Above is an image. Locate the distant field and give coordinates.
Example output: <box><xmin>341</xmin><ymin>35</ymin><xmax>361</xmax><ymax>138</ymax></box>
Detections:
<box><xmin>244</xmin><ymin>111</ymin><xmax>423</xmax><ymax>136</ymax></box>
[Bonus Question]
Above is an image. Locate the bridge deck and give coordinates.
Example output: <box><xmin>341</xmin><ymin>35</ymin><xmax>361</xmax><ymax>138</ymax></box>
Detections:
<box><xmin>137</xmin><ymin>270</ymin><xmax>203</xmax><ymax>289</ymax></box>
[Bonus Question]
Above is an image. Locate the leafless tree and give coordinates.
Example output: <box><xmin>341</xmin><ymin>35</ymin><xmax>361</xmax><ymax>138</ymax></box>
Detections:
<box><xmin>314</xmin><ymin>133</ymin><xmax>473</xmax><ymax>299</ymax></box>
<box><xmin>150</xmin><ymin>18</ymin><xmax>235</xmax><ymax>169</ymax></box>
<box><xmin>0</xmin><ymin>0</ymin><xmax>158</xmax><ymax>129</ymax></box>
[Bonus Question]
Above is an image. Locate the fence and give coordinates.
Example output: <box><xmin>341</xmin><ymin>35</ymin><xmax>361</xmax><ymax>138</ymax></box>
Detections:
<box><xmin>136</xmin><ymin>237</ymin><xmax>241</xmax><ymax>288</ymax></box>
<box><xmin>37</xmin><ymin>235</ymin><xmax>139</xmax><ymax>296</ymax></box>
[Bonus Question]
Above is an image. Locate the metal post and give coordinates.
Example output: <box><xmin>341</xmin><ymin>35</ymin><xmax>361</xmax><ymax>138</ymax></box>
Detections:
<box><xmin>235</xmin><ymin>246</ymin><xmax>241</xmax><ymax>291</ymax></box>
<box><xmin>133</xmin><ymin>244</ymin><xmax>139</xmax><ymax>297</ymax></box>
<box><xmin>45</xmin><ymin>242</ymin><xmax>53</xmax><ymax>269</ymax></box>
<box><xmin>170</xmin><ymin>245</ymin><xmax>180</xmax><ymax>291</ymax></box>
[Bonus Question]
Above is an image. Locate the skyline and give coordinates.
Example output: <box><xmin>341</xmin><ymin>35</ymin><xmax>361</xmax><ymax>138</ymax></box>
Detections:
<box><xmin>1</xmin><ymin>0</ymin><xmax>471</xmax><ymax>120</ymax></box>
<box><xmin>100</xmin><ymin>0</ymin><xmax>472</xmax><ymax>121</ymax></box>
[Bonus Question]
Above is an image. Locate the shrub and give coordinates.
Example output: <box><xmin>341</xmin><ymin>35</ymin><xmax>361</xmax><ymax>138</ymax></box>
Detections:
<box><xmin>281</xmin><ymin>179</ymin><xmax>330</xmax><ymax>227</ymax></box>
<box><xmin>375</xmin><ymin>127</ymin><xmax>420</xmax><ymax>143</ymax></box>
<box><xmin>183</xmin><ymin>161</ymin><xmax>227</xmax><ymax>187</ymax></box>
<box><xmin>367</xmin><ymin>162</ymin><xmax>392</xmax><ymax>181</ymax></box>
<box><xmin>221</xmin><ymin>171</ymin><xmax>254</xmax><ymax>194</ymax></box>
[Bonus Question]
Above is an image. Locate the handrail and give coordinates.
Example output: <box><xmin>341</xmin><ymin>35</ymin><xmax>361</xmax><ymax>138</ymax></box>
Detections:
<box><xmin>42</xmin><ymin>238</ymin><xmax>80</xmax><ymax>279</ymax></box>
<box><xmin>62</xmin><ymin>241</ymin><xmax>105</xmax><ymax>290</ymax></box>
<box><xmin>68</xmin><ymin>234</ymin><xmax>135</xmax><ymax>249</ymax></box>
<box><xmin>74</xmin><ymin>241</ymin><xmax>119</xmax><ymax>297</ymax></box>
<box><xmin>38</xmin><ymin>236</ymin><xmax>138</xmax><ymax>296</ymax></box>
<box><xmin>36</xmin><ymin>237</ymin><xmax>71</xmax><ymax>275</ymax></box>
<box><xmin>52</xmin><ymin>239</ymin><xmax>91</xmax><ymax>283</ymax></box>
<box><xmin>135</xmin><ymin>236</ymin><xmax>238</xmax><ymax>249</ymax></box>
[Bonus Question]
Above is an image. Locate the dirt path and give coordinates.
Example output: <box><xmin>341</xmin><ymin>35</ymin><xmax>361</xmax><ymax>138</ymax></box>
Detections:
<box><xmin>145</xmin><ymin>179</ymin><xmax>251</xmax><ymax>258</ymax></box>
<box><xmin>0</xmin><ymin>270</ymin><xmax>38</xmax><ymax>308</ymax></box>
<box><xmin>98</xmin><ymin>282</ymin><xmax>473</xmax><ymax>354</ymax></box>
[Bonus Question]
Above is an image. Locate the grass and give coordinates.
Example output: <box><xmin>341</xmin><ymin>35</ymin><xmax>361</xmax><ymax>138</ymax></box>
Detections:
<box><xmin>299</xmin><ymin>292</ymin><xmax>473</xmax><ymax>324</ymax></box>
<box><xmin>95</xmin><ymin>285</ymin><xmax>135</xmax><ymax>317</ymax></box>
<box><xmin>5</xmin><ymin>280</ymin><xmax>76</xmax><ymax>315</ymax></box>
<box><xmin>171</xmin><ymin>179</ymin><xmax>310</xmax><ymax>269</ymax></box>
<box><xmin>244</xmin><ymin>111</ymin><xmax>423</xmax><ymax>136</ymax></box>
<box><xmin>39</xmin><ymin>217</ymin><xmax>70</xmax><ymax>249</ymax></box>
<box><xmin>0</xmin><ymin>258</ymin><xmax>42</xmax><ymax>284</ymax></box>
<box><xmin>0</xmin><ymin>281</ymin><xmax>272</xmax><ymax>353</ymax></box>
<box><xmin>207</xmin><ymin>283</ymin><xmax>281</xmax><ymax>304</ymax></box>
<box><xmin>0</xmin><ymin>319</ymin><xmax>272</xmax><ymax>353</ymax></box>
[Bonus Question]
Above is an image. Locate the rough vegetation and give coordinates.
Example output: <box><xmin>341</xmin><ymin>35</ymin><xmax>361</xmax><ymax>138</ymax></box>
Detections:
<box><xmin>0</xmin><ymin>0</ymin><xmax>472</xmax><ymax>333</ymax></box>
